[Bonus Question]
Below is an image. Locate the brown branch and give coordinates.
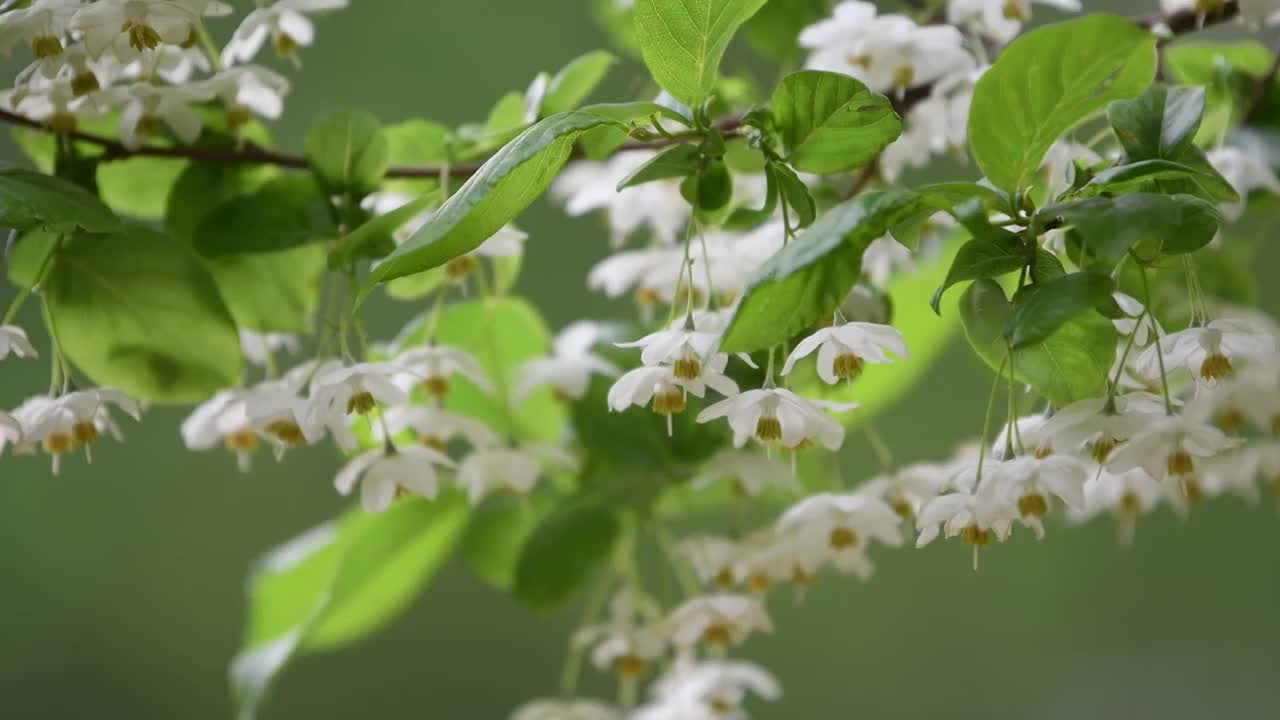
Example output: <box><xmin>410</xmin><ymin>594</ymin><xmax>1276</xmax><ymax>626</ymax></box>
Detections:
<box><xmin>0</xmin><ymin>1</ymin><xmax>1239</xmax><ymax>180</ymax></box>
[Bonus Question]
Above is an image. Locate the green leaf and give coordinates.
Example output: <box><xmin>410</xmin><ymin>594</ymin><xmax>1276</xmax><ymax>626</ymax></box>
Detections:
<box><xmin>382</xmin><ymin>119</ymin><xmax>451</xmax><ymax>193</ymax></box>
<box><xmin>328</xmin><ymin>195</ymin><xmax>435</xmax><ymax>270</ymax></box>
<box><xmin>1005</xmin><ymin>271</ymin><xmax>1114</xmax><ymax>349</ymax></box>
<box><xmin>1078</xmin><ymin>158</ymin><xmax>1238</xmax><ymax>202</ymax></box>
<box><xmin>968</xmin><ymin>14</ymin><xmax>1157</xmax><ymax>194</ymax></box>
<box><xmin>771</xmin><ymin>70</ymin><xmax>902</xmax><ymax>174</ymax></box>
<box><xmin>634</xmin><ymin>0</ymin><xmax>768</xmax><ymax>109</ymax></box>
<box><xmin>1043</xmin><ymin>193</ymin><xmax>1220</xmax><ymax>265</ymax></box>
<box><xmin>719</xmin><ymin>189</ymin><xmax>925</xmax><ymax>353</ymax></box>
<box><xmin>0</xmin><ymin>168</ymin><xmax>121</xmax><ymax>234</ymax></box>
<box><xmin>743</xmin><ymin>0</ymin><xmax>827</xmax><ymax>62</ymax></box>
<box><xmin>681</xmin><ymin>157</ymin><xmax>734</xmax><ymax>214</ymax></box>
<box><xmin>44</xmin><ymin>224</ymin><xmax>242</xmax><ymax>403</ymax></box>
<box><xmin>890</xmin><ymin>182</ymin><xmax>1007</xmax><ymax>249</ymax></box>
<box><xmin>960</xmin><ymin>279</ymin><xmax>1115</xmax><ymax>406</ymax></box>
<box><xmin>542</xmin><ymin>50</ymin><xmax>618</xmax><ymax>116</ymax></box>
<box><xmin>363</xmin><ymin>104</ymin><xmax>661</xmax><ymax>296</ymax></box>
<box><xmin>460</xmin><ymin>494</ymin><xmax>552</xmax><ymax>590</ymax></box>
<box><xmin>724</xmin><ymin>163</ymin><xmax>779</xmax><ymax>230</ymax></box>
<box><xmin>618</xmin><ymin>144</ymin><xmax>702</xmax><ymax>190</ymax></box>
<box><xmin>930</xmin><ymin>229</ymin><xmax>1029</xmax><ymax>314</ymax></box>
<box><xmin>514</xmin><ymin>500</ymin><xmax>620</xmax><ymax>612</ymax></box>
<box><xmin>193</xmin><ymin>175</ymin><xmax>334</xmax><ymax>257</ymax></box>
<box><xmin>304</xmin><ymin>110</ymin><xmax>390</xmax><ymax>197</ymax></box>
<box><xmin>774</xmin><ymin>162</ymin><xmax>815</xmax><ymax>228</ymax></box>
<box><xmin>232</xmin><ymin>496</ymin><xmax>469</xmax><ymax>720</ymax></box>
<box><xmin>1107</xmin><ymin>84</ymin><xmax>1205</xmax><ymax>161</ymax></box>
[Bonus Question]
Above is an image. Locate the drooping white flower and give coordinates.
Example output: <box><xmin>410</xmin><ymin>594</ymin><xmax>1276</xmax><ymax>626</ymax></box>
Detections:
<box><xmin>947</xmin><ymin>0</ymin><xmax>1081</xmax><ymax>44</ymax></box>
<box><xmin>454</xmin><ymin>444</ymin><xmax>575</xmax><ymax>504</ymax></box>
<box><xmin>1186</xmin><ymin>365</ymin><xmax>1280</xmax><ymax>434</ymax></box>
<box><xmin>109</xmin><ymin>81</ymin><xmax>215</xmax><ymax>149</ymax></box>
<box><xmin>572</xmin><ymin>590</ymin><xmax>666</xmax><ymax>679</ymax></box>
<box><xmin>1038</xmin><ymin>393</ymin><xmax>1166</xmax><ymax>462</ymax></box>
<box><xmin>662</xmin><ymin>594</ymin><xmax>773</xmax><ymax>650</ymax></box>
<box><xmin>1206</xmin><ymin>145</ymin><xmax>1280</xmax><ymax>220</ymax></box>
<box><xmin>696</xmin><ymin>387</ymin><xmax>855</xmax><ymax>450</ymax></box>
<box><xmin>512</xmin><ymin>699</ymin><xmax>621</xmax><ymax>720</ymax></box>
<box><xmin>334</xmin><ymin>445</ymin><xmax>454</xmax><ymax>513</ymax></box>
<box><xmin>0</xmin><ymin>325</ymin><xmax>38</xmax><ymax>361</ymax></box>
<box><xmin>997</xmin><ymin>454</ymin><xmax>1089</xmax><ymax>539</ymax></box>
<box><xmin>0</xmin><ymin>0</ymin><xmax>81</xmax><ymax>59</ymax></box>
<box><xmin>782</xmin><ymin>321</ymin><xmax>908</xmax><ymax>385</ymax></box>
<box><xmin>438</xmin><ymin>225</ymin><xmax>528</xmax><ymax>284</ymax></box>
<box><xmin>1111</xmin><ymin>292</ymin><xmax>1162</xmax><ymax>347</ymax></box>
<box><xmin>514</xmin><ymin>321</ymin><xmax>620</xmax><ymax>403</ymax></box>
<box><xmin>677</xmin><ymin>535</ymin><xmax>745</xmax><ymax>590</ymax></box>
<box><xmin>608</xmin><ymin>355</ymin><xmax>738</xmax><ymax>435</ymax></box>
<box><xmin>222</xmin><ymin>0</ymin><xmax>348</xmax><ymax>67</ymax></box>
<box><xmin>635</xmin><ymin>659</ymin><xmax>781</xmax><ymax>720</ymax></box>
<box><xmin>243</xmin><ymin>379</ymin><xmax>325</xmax><ymax>458</ymax></box>
<box><xmin>119</xmin><ymin>42</ymin><xmax>210</xmax><ymax>84</ymax></box>
<box><xmin>857</xmin><ymin>460</ymin><xmax>952</xmax><ymax>522</ymax></box>
<box><xmin>861</xmin><ymin>235</ymin><xmax>914</xmax><ymax>286</ymax></box>
<box><xmin>196</xmin><ymin>65</ymin><xmax>290</xmax><ymax>129</ymax></box>
<box><xmin>180</xmin><ymin>389</ymin><xmax>260</xmax><ymax>471</ymax></box>
<box><xmin>3</xmin><ymin>74</ymin><xmax>106</xmax><ymax>133</ymax></box>
<box><xmin>73</xmin><ymin>0</ymin><xmax>232</xmax><ymax>62</ymax></box>
<box><xmin>915</xmin><ymin>465</ymin><xmax>1018</xmax><ymax>567</ymax></box>
<box><xmin>777</xmin><ymin>492</ymin><xmax>905</xmax><ymax>555</ymax></box>
<box><xmin>11</xmin><ymin>388</ymin><xmax>142</xmax><ymax>473</ymax></box>
<box><xmin>616</xmin><ymin>320</ymin><xmax>722</xmax><ymax>380</ymax></box>
<box><xmin>1107</xmin><ymin>414</ymin><xmax>1240</xmax><ymax>500</ymax></box>
<box><xmin>394</xmin><ymin>343</ymin><xmax>493</xmax><ymax>399</ymax></box>
<box><xmin>691</xmin><ymin>449</ymin><xmax>796</xmax><ymax>498</ymax></box>
<box><xmin>554</xmin><ymin>150</ymin><xmax>690</xmax><ymax>248</ymax></box>
<box><xmin>238</xmin><ymin>330</ymin><xmax>301</xmax><ymax>367</ymax></box>
<box><xmin>381</xmin><ymin>405</ymin><xmax>499</xmax><ymax>451</ymax></box>
<box><xmin>1139</xmin><ymin>318</ymin><xmax>1275</xmax><ymax>385</ymax></box>
<box><xmin>0</xmin><ymin>410</ymin><xmax>23</xmax><ymax>457</ymax></box>
<box><xmin>1070</xmin><ymin>466</ymin><xmax>1165</xmax><ymax>542</ymax></box>
<box><xmin>306</xmin><ymin>361</ymin><xmax>410</xmax><ymax>451</ymax></box>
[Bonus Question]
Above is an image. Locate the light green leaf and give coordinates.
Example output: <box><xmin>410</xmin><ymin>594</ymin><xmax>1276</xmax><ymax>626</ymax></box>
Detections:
<box><xmin>542</xmin><ymin>50</ymin><xmax>618</xmax><ymax>116</ymax></box>
<box><xmin>0</xmin><ymin>168</ymin><xmax>121</xmax><ymax>234</ymax></box>
<box><xmin>328</xmin><ymin>194</ymin><xmax>436</xmax><ymax>269</ymax></box>
<box><xmin>232</xmin><ymin>496</ymin><xmax>469</xmax><ymax>720</ymax></box>
<box><xmin>1005</xmin><ymin>271</ymin><xmax>1114</xmax><ymax>349</ymax></box>
<box><xmin>634</xmin><ymin>0</ymin><xmax>768</xmax><ymax>109</ymax></box>
<box><xmin>460</xmin><ymin>494</ymin><xmax>553</xmax><ymax>590</ymax></box>
<box><xmin>514</xmin><ymin>500</ymin><xmax>620</xmax><ymax>612</ymax></box>
<box><xmin>193</xmin><ymin>174</ymin><xmax>334</xmax><ymax>257</ymax></box>
<box><xmin>1106</xmin><ymin>84</ymin><xmax>1205</xmax><ymax>161</ymax></box>
<box><xmin>771</xmin><ymin>70</ymin><xmax>901</xmax><ymax>174</ymax></box>
<box><xmin>304</xmin><ymin>109</ymin><xmax>390</xmax><ymax>197</ymax></box>
<box><xmin>44</xmin><ymin>224</ymin><xmax>242</xmax><ymax>403</ymax></box>
<box><xmin>968</xmin><ymin>14</ymin><xmax>1157</xmax><ymax>194</ymax></box>
<box><xmin>773</xmin><ymin>162</ymin><xmax>815</xmax><ymax>227</ymax></box>
<box><xmin>363</xmin><ymin>104</ymin><xmax>662</xmax><ymax>297</ymax></box>
<box><xmin>719</xmin><ymin>189</ymin><xmax>925</xmax><ymax>353</ymax></box>
<box><xmin>382</xmin><ymin>119</ymin><xmax>452</xmax><ymax>193</ymax></box>
<box><xmin>960</xmin><ymin>279</ymin><xmax>1115</xmax><ymax>406</ymax></box>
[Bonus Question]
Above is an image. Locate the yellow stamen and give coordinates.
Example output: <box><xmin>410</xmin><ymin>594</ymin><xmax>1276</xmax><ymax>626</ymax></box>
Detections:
<box><xmin>70</xmin><ymin>72</ymin><xmax>100</xmax><ymax>97</ymax></box>
<box><xmin>444</xmin><ymin>254</ymin><xmax>477</xmax><ymax>281</ymax></box>
<box><xmin>745</xmin><ymin>572</ymin><xmax>772</xmax><ymax>595</ymax></box>
<box><xmin>421</xmin><ymin>377</ymin><xmax>450</xmax><ymax>398</ymax></box>
<box><xmin>272</xmin><ymin>31</ymin><xmax>298</xmax><ymax>57</ymax></box>
<box><xmin>613</xmin><ymin>655</ymin><xmax>648</xmax><ymax>679</ymax></box>
<box><xmin>892</xmin><ymin>65</ymin><xmax>915</xmax><ymax>88</ymax></box>
<box><xmin>755</xmin><ymin>416</ymin><xmax>782</xmax><ymax>442</ymax></box>
<box><xmin>652</xmin><ymin>389</ymin><xmax>685</xmax><ymax>416</ymax></box>
<box><xmin>1167</xmin><ymin>450</ymin><xmax>1195</xmax><ymax>477</ymax></box>
<box><xmin>42</xmin><ymin>433</ymin><xmax>74</xmax><ymax>455</ymax></box>
<box><xmin>32</xmin><ymin>36</ymin><xmax>63</xmax><ymax>59</ymax></box>
<box><xmin>72</xmin><ymin>421</ymin><xmax>99</xmax><ymax>445</ymax></box>
<box><xmin>701</xmin><ymin>623</ymin><xmax>733</xmax><ymax>646</ymax></box>
<box><xmin>1200</xmin><ymin>353</ymin><xmax>1233</xmax><ymax>381</ymax></box>
<box><xmin>832</xmin><ymin>353</ymin><xmax>863</xmax><ymax>381</ymax></box>
<box><xmin>1017</xmin><ymin>493</ymin><xmax>1049</xmax><ymax>518</ymax></box>
<box><xmin>959</xmin><ymin>525</ymin><xmax>992</xmax><ymax>547</ymax></box>
<box><xmin>123</xmin><ymin>21</ymin><xmax>162</xmax><ymax>52</ymax></box>
<box><xmin>223</xmin><ymin>430</ymin><xmax>258</xmax><ymax>453</ymax></box>
<box><xmin>672</xmin><ymin>356</ymin><xmax>701</xmax><ymax>381</ymax></box>
<box><xmin>265</xmin><ymin>420</ymin><xmax>306</xmax><ymax>446</ymax></box>
<box><xmin>829</xmin><ymin>527</ymin><xmax>859</xmax><ymax>550</ymax></box>
<box><xmin>346</xmin><ymin>391</ymin><xmax>376</xmax><ymax>415</ymax></box>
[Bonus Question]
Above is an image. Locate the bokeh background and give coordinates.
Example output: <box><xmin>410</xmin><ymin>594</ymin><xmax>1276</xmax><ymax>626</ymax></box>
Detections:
<box><xmin>2</xmin><ymin>1</ymin><xmax>1279</xmax><ymax>718</ymax></box>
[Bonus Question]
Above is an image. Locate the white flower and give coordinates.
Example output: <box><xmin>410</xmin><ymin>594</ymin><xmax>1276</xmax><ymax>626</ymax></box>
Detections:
<box><xmin>3</xmin><ymin>74</ymin><xmax>106</xmax><ymax>133</ymax></box>
<box><xmin>616</xmin><ymin>321</ymin><xmax>722</xmax><ymax>380</ymax></box>
<box><xmin>1186</xmin><ymin>366</ymin><xmax>1280</xmax><ymax>433</ymax></box>
<box><xmin>73</xmin><ymin>0</ymin><xmax>231</xmax><ymax>62</ymax></box>
<box><xmin>394</xmin><ymin>344</ymin><xmax>493</xmax><ymax>398</ymax></box>
<box><xmin>997</xmin><ymin>454</ymin><xmax>1089</xmax><ymax>539</ymax></box>
<box><xmin>1107</xmin><ymin>415</ymin><xmax>1240</xmax><ymax>501</ymax></box>
<box><xmin>861</xmin><ymin>236</ymin><xmax>914</xmax><ymax>286</ymax></box>
<box><xmin>0</xmin><ymin>0</ymin><xmax>81</xmax><ymax>58</ymax></box>
<box><xmin>1038</xmin><ymin>393</ymin><xmax>1165</xmax><ymax>462</ymax></box>
<box><xmin>512</xmin><ymin>699</ymin><xmax>621</xmax><ymax>720</ymax></box>
<box><xmin>782</xmin><ymin>321</ymin><xmax>908</xmax><ymax>385</ymax></box>
<box><xmin>1112</xmin><ymin>293</ymin><xmax>1162</xmax><ymax>347</ymax></box>
<box><xmin>947</xmin><ymin>0</ymin><xmax>1081</xmax><ymax>44</ymax></box>
<box><xmin>635</xmin><ymin>660</ymin><xmax>780</xmax><ymax>720</ymax></box>
<box><xmin>334</xmin><ymin>445</ymin><xmax>454</xmax><ymax>513</ymax></box>
<box><xmin>0</xmin><ymin>410</ymin><xmax>23</xmax><ymax>456</ymax></box>
<box><xmin>586</xmin><ymin>246</ymin><xmax>680</xmax><ymax>303</ymax></box>
<box><xmin>662</xmin><ymin>594</ymin><xmax>773</xmax><ymax>650</ymax></box>
<box><xmin>691</xmin><ymin>449</ymin><xmax>796</xmax><ymax>498</ymax></box>
<box><xmin>554</xmin><ymin>150</ymin><xmax>690</xmax><ymax>247</ymax></box>
<box><xmin>677</xmin><ymin>535</ymin><xmax>745</xmax><ymax>590</ymax></box>
<box><xmin>109</xmin><ymin>81</ymin><xmax>214</xmax><ymax>149</ymax></box>
<box><xmin>696</xmin><ymin>387</ymin><xmax>855</xmax><ymax>450</ymax></box>
<box><xmin>777</xmin><ymin>492</ymin><xmax>904</xmax><ymax>554</ymax></box>
<box><xmin>915</xmin><ymin>466</ymin><xmax>1018</xmax><ymax>567</ymax></box>
<box><xmin>180</xmin><ymin>389</ymin><xmax>259</xmax><ymax>471</ymax></box>
<box><xmin>120</xmin><ymin>43</ymin><xmax>210</xmax><ymax>84</ymax></box>
<box><xmin>454</xmin><ymin>445</ymin><xmax>575</xmax><ymax>504</ymax></box>
<box><xmin>222</xmin><ymin>0</ymin><xmax>348</xmax><ymax>67</ymax></box>
<box><xmin>608</xmin><ymin>356</ymin><xmax>739</xmax><ymax>435</ymax></box>
<box><xmin>514</xmin><ymin>321</ymin><xmax>620</xmax><ymax>403</ymax></box>
<box><xmin>0</xmin><ymin>325</ymin><xmax>38</xmax><ymax>361</ymax></box>
<box><xmin>1207</xmin><ymin>145</ymin><xmax>1280</xmax><ymax>220</ymax></box>
<box><xmin>11</xmin><ymin>388</ymin><xmax>142</xmax><ymax>474</ymax></box>
<box><xmin>306</xmin><ymin>361</ymin><xmax>410</xmax><ymax>451</ymax></box>
<box><xmin>381</xmin><ymin>405</ymin><xmax>498</xmax><ymax>450</ymax></box>
<box><xmin>244</xmin><ymin>380</ymin><xmax>325</xmax><ymax>458</ymax></box>
<box><xmin>437</xmin><ymin>225</ymin><xmax>528</xmax><ymax>284</ymax></box>
<box><xmin>572</xmin><ymin>590</ymin><xmax>666</xmax><ymax>678</ymax></box>
<box><xmin>238</xmin><ymin>331</ymin><xmax>301</xmax><ymax>367</ymax></box>
<box><xmin>1139</xmin><ymin>318</ymin><xmax>1275</xmax><ymax>384</ymax></box>
<box><xmin>1070</xmin><ymin>466</ymin><xmax>1165</xmax><ymax>540</ymax></box>
<box><xmin>858</xmin><ymin>461</ymin><xmax>951</xmax><ymax>521</ymax></box>
<box><xmin>196</xmin><ymin>65</ymin><xmax>290</xmax><ymax>128</ymax></box>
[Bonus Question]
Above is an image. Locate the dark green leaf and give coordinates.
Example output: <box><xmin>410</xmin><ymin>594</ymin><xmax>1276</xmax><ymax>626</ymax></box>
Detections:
<box><xmin>682</xmin><ymin>158</ymin><xmax>734</xmax><ymax>213</ymax></box>
<box><xmin>0</xmin><ymin>167</ymin><xmax>121</xmax><ymax>234</ymax></box>
<box><xmin>634</xmin><ymin>0</ymin><xmax>768</xmax><ymax>109</ymax></box>
<box><xmin>723</xmin><ymin>163</ymin><xmax>778</xmax><ymax>230</ymax></box>
<box><xmin>930</xmin><ymin>229</ymin><xmax>1029</xmax><ymax>314</ymax></box>
<box><xmin>719</xmin><ymin>189</ymin><xmax>925</xmax><ymax>353</ymax></box>
<box><xmin>194</xmin><ymin>175</ymin><xmax>334</xmax><ymax>257</ymax></box>
<box><xmin>542</xmin><ymin>50</ymin><xmax>618</xmax><ymax>115</ymax></box>
<box><xmin>968</xmin><ymin>14</ymin><xmax>1157</xmax><ymax>194</ymax></box>
<box><xmin>514</xmin><ymin>501</ymin><xmax>620</xmax><ymax>612</ymax></box>
<box><xmin>774</xmin><ymin>162</ymin><xmax>815</xmax><ymax>228</ymax></box>
<box><xmin>460</xmin><ymin>495</ymin><xmax>553</xmax><ymax>590</ymax></box>
<box><xmin>328</xmin><ymin>195</ymin><xmax>435</xmax><ymax>270</ymax></box>
<box><xmin>618</xmin><ymin>144</ymin><xmax>703</xmax><ymax>190</ymax></box>
<box><xmin>1006</xmin><ymin>271</ymin><xmax>1115</xmax><ymax>349</ymax></box>
<box><xmin>304</xmin><ymin>110</ymin><xmax>390</xmax><ymax>196</ymax></box>
<box><xmin>771</xmin><ymin>70</ymin><xmax>901</xmax><ymax>174</ymax></box>
<box><xmin>1079</xmin><ymin>158</ymin><xmax>1238</xmax><ymax>202</ymax></box>
<box><xmin>1042</xmin><ymin>193</ymin><xmax>1220</xmax><ymax>264</ymax></box>
<box><xmin>1107</xmin><ymin>84</ymin><xmax>1205</xmax><ymax>161</ymax></box>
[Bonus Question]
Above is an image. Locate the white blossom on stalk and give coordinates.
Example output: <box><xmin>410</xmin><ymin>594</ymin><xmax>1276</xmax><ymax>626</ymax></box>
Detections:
<box><xmin>306</xmin><ymin>361</ymin><xmax>409</xmax><ymax>451</ymax></box>
<box><xmin>586</xmin><ymin>246</ymin><xmax>678</xmax><ymax>313</ymax></box>
<box><xmin>1187</xmin><ymin>366</ymin><xmax>1280</xmax><ymax>433</ymax></box>
<box><xmin>1112</xmin><ymin>293</ymin><xmax>1162</xmax><ymax>347</ymax></box>
<box><xmin>1037</xmin><ymin>393</ymin><xmax>1165</xmax><ymax>462</ymax></box>
<box><xmin>998</xmin><ymin>454</ymin><xmax>1089</xmax><ymax>539</ymax></box>
<box><xmin>608</xmin><ymin>356</ymin><xmax>738</xmax><ymax>435</ymax></box>
<box><xmin>634</xmin><ymin>660</ymin><xmax>780</xmax><ymax>720</ymax></box>
<box><xmin>121</xmin><ymin>43</ymin><xmax>210</xmax><ymax>84</ymax></box>
<box><xmin>677</xmin><ymin>535</ymin><xmax>744</xmax><ymax>590</ymax></box>
<box><xmin>196</xmin><ymin>66</ymin><xmax>290</xmax><ymax>129</ymax></box>
<box><xmin>334</xmin><ymin>445</ymin><xmax>454</xmax><ymax>513</ymax></box>
<box><xmin>440</xmin><ymin>225</ymin><xmax>527</xmax><ymax>284</ymax></box>
<box><xmin>733</xmin><ymin>530</ymin><xmax>837</xmax><ymax>589</ymax></box>
<box><xmin>222</xmin><ymin>0</ymin><xmax>349</xmax><ymax>67</ymax></box>
<box><xmin>394</xmin><ymin>344</ymin><xmax>493</xmax><ymax>399</ymax></box>
<box><xmin>691</xmin><ymin>449</ymin><xmax>796</xmax><ymax>498</ymax></box>
<box><xmin>180</xmin><ymin>389</ymin><xmax>260</xmax><ymax>471</ymax></box>
<box><xmin>663</xmin><ymin>594</ymin><xmax>773</xmax><ymax>650</ymax></box>
<box><xmin>1198</xmin><ymin>445</ymin><xmax>1276</xmax><ymax>502</ymax></box>
<box><xmin>244</xmin><ymin>376</ymin><xmax>324</xmax><ymax>458</ymax></box>
<box><xmin>1206</xmin><ymin>145</ymin><xmax>1280</xmax><ymax>220</ymax></box>
<box><xmin>782</xmin><ymin>321</ymin><xmax>908</xmax><ymax>385</ymax></box>
<box><xmin>1139</xmin><ymin>318</ymin><xmax>1275</xmax><ymax>384</ymax></box>
<box><xmin>3</xmin><ymin>74</ymin><xmax>105</xmax><ymax>134</ymax></box>
<box><xmin>73</xmin><ymin>0</ymin><xmax>232</xmax><ymax>62</ymax></box>
<box><xmin>109</xmin><ymin>81</ymin><xmax>214</xmax><ymax>149</ymax></box>
<box><xmin>861</xmin><ymin>236</ymin><xmax>914</xmax><ymax>287</ymax></box>
<box><xmin>947</xmin><ymin>0</ymin><xmax>1081</xmax><ymax>44</ymax></box>
<box><xmin>616</xmin><ymin>320</ymin><xmax>721</xmax><ymax>380</ymax></box>
<box><xmin>915</xmin><ymin>465</ymin><xmax>1018</xmax><ymax>568</ymax></box>
<box><xmin>858</xmin><ymin>461</ymin><xmax>952</xmax><ymax>521</ymax></box>
<box><xmin>697</xmin><ymin>387</ymin><xmax>855</xmax><ymax>450</ymax></box>
<box><xmin>0</xmin><ymin>325</ymin><xmax>38</xmax><ymax>361</ymax></box>
<box><xmin>381</xmin><ymin>405</ymin><xmax>498</xmax><ymax>451</ymax></box>
<box><xmin>454</xmin><ymin>444</ymin><xmax>575</xmax><ymax>504</ymax></box>
<box><xmin>512</xmin><ymin>699</ymin><xmax>621</xmax><ymax>720</ymax></box>
<box><xmin>572</xmin><ymin>590</ymin><xmax>666</xmax><ymax>679</ymax></box>
<box><xmin>1070</xmin><ymin>467</ymin><xmax>1165</xmax><ymax>542</ymax></box>
<box><xmin>1107</xmin><ymin>414</ymin><xmax>1240</xmax><ymax>502</ymax></box>
<box><xmin>554</xmin><ymin>150</ymin><xmax>690</xmax><ymax>247</ymax></box>
<box><xmin>514</xmin><ymin>321</ymin><xmax>620</xmax><ymax>403</ymax></box>
<box><xmin>11</xmin><ymin>388</ymin><xmax>142</xmax><ymax>474</ymax></box>
<box><xmin>0</xmin><ymin>0</ymin><xmax>81</xmax><ymax>59</ymax></box>
<box><xmin>238</xmin><ymin>331</ymin><xmax>300</xmax><ymax>367</ymax></box>
<box><xmin>776</xmin><ymin>493</ymin><xmax>905</xmax><ymax>557</ymax></box>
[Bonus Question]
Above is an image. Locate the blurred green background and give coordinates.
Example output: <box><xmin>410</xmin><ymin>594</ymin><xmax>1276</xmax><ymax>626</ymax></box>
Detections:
<box><xmin>2</xmin><ymin>1</ymin><xmax>1279</xmax><ymax>718</ymax></box>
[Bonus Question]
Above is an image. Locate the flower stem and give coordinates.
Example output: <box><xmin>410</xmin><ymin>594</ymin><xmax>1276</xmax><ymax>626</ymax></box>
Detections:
<box><xmin>976</xmin><ymin>354</ymin><xmax>1010</xmax><ymax>484</ymax></box>
<box><xmin>559</xmin><ymin>574</ymin><xmax>612</xmax><ymax>697</ymax></box>
<box><xmin>863</xmin><ymin>424</ymin><xmax>894</xmax><ymax>470</ymax></box>
<box><xmin>1139</xmin><ymin>266</ymin><xmax>1175</xmax><ymax>416</ymax></box>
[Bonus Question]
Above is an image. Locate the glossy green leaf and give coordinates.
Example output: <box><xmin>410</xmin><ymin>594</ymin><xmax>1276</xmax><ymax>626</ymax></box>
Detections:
<box><xmin>890</xmin><ymin>182</ymin><xmax>1006</xmax><ymax>249</ymax></box>
<box><xmin>634</xmin><ymin>0</ymin><xmax>768</xmax><ymax>109</ymax></box>
<box><xmin>328</xmin><ymin>195</ymin><xmax>435</xmax><ymax>270</ymax></box>
<box><xmin>1107</xmin><ymin>84</ymin><xmax>1205</xmax><ymax>161</ymax></box>
<box><xmin>44</xmin><ymin>224</ymin><xmax>242</xmax><ymax>403</ymax></box>
<box><xmin>1043</xmin><ymin>193</ymin><xmax>1220</xmax><ymax>265</ymax></box>
<box><xmin>1005</xmin><ymin>271</ymin><xmax>1114</xmax><ymax>349</ymax></box>
<box><xmin>0</xmin><ymin>168</ymin><xmax>121</xmax><ymax>234</ymax></box>
<box><xmin>382</xmin><ymin>119</ymin><xmax>451</xmax><ymax>193</ymax></box>
<box><xmin>514</xmin><ymin>501</ymin><xmax>620</xmax><ymax>612</ymax></box>
<box><xmin>542</xmin><ymin>50</ymin><xmax>618</xmax><ymax>116</ymax></box>
<box><xmin>682</xmin><ymin>158</ymin><xmax>734</xmax><ymax>213</ymax></box>
<box><xmin>968</xmin><ymin>14</ymin><xmax>1157</xmax><ymax>194</ymax></box>
<box><xmin>232</xmin><ymin>496</ymin><xmax>469</xmax><ymax>720</ymax></box>
<box><xmin>304</xmin><ymin>109</ymin><xmax>390</xmax><ymax>197</ymax></box>
<box><xmin>618</xmin><ymin>144</ymin><xmax>702</xmax><ymax>190</ymax></box>
<box><xmin>774</xmin><ymin>162</ymin><xmax>815</xmax><ymax>228</ymax></box>
<box><xmin>771</xmin><ymin>70</ymin><xmax>901</xmax><ymax>174</ymax></box>
<box><xmin>960</xmin><ymin>279</ymin><xmax>1115</xmax><ymax>406</ymax></box>
<box><xmin>929</xmin><ymin>229</ymin><xmax>1029</xmax><ymax>314</ymax></box>
<box><xmin>1078</xmin><ymin>158</ymin><xmax>1238</xmax><ymax>202</ymax></box>
<box><xmin>194</xmin><ymin>174</ymin><xmax>334</xmax><ymax>257</ymax></box>
<box><xmin>719</xmin><ymin>189</ymin><xmax>925</xmax><ymax>353</ymax></box>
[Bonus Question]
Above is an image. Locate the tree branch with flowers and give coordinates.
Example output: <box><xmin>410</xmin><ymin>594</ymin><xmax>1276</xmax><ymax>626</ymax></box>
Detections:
<box><xmin>3</xmin><ymin>0</ymin><xmax>1280</xmax><ymax>718</ymax></box>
